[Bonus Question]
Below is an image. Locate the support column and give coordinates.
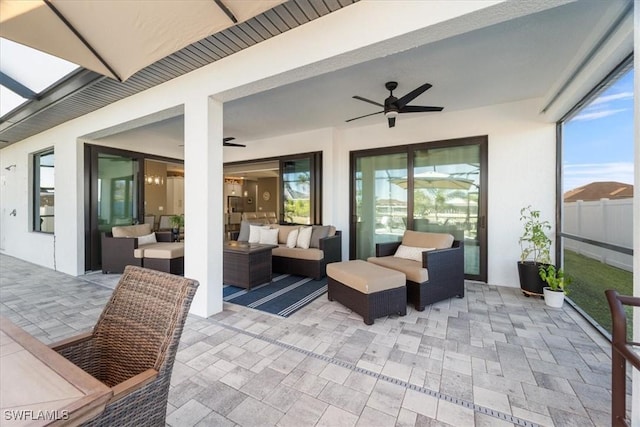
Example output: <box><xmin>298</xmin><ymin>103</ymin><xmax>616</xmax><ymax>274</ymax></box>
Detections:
<box><xmin>184</xmin><ymin>95</ymin><xmax>223</xmax><ymax>317</ymax></box>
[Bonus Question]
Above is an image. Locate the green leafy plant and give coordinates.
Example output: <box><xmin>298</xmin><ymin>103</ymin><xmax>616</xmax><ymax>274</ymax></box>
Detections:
<box><xmin>538</xmin><ymin>264</ymin><xmax>571</xmax><ymax>294</ymax></box>
<box><xmin>170</xmin><ymin>214</ymin><xmax>184</xmax><ymax>229</ymax></box>
<box><xmin>519</xmin><ymin>205</ymin><xmax>552</xmax><ymax>264</ymax></box>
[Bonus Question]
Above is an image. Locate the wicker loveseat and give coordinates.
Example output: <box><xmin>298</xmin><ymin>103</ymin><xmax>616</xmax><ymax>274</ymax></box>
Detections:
<box><xmin>236</xmin><ymin>222</ymin><xmax>342</xmax><ymax>279</ymax></box>
<box><xmin>367</xmin><ymin>230</ymin><xmax>464</xmax><ymax>311</ymax></box>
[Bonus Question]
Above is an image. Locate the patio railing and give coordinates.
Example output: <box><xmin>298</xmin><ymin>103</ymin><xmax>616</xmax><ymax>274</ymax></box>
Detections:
<box><xmin>605</xmin><ymin>290</ymin><xmax>640</xmax><ymax>427</ymax></box>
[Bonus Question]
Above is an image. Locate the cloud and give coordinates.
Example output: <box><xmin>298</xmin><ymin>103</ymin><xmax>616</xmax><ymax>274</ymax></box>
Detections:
<box><xmin>572</xmin><ymin>108</ymin><xmax>627</xmax><ymax>121</ymax></box>
<box><xmin>563</xmin><ymin>162</ymin><xmax>634</xmax><ymax>192</ymax></box>
<box><xmin>591</xmin><ymin>91</ymin><xmax>634</xmax><ymax>105</ymax></box>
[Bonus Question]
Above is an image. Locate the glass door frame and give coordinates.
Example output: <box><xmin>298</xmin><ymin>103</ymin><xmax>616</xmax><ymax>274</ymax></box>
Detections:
<box><xmin>84</xmin><ymin>144</ymin><xmax>183</xmax><ymax>271</ymax></box>
<box><xmin>349</xmin><ymin>135</ymin><xmax>488</xmax><ymax>282</ymax></box>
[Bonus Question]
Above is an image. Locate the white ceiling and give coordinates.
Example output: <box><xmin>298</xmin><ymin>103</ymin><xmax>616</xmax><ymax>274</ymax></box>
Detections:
<box><xmin>94</xmin><ymin>1</ymin><xmax>629</xmax><ymax>148</ymax></box>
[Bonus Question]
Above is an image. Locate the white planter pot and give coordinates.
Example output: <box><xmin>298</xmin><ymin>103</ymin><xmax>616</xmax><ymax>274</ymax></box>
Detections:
<box><xmin>543</xmin><ymin>287</ymin><xmax>565</xmax><ymax>308</ymax></box>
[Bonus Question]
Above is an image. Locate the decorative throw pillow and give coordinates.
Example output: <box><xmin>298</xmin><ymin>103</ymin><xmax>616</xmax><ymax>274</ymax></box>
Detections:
<box><xmin>296</xmin><ymin>226</ymin><xmax>313</xmax><ymax>249</ymax></box>
<box><xmin>137</xmin><ymin>232</ymin><xmax>157</xmax><ymax>246</ymax></box>
<box><xmin>237</xmin><ymin>220</ymin><xmax>252</xmax><ymax>242</ymax></box>
<box><xmin>309</xmin><ymin>225</ymin><xmax>331</xmax><ymax>248</ymax></box>
<box><xmin>249</xmin><ymin>225</ymin><xmax>269</xmax><ymax>244</ymax></box>
<box><xmin>394</xmin><ymin>244</ymin><xmax>435</xmax><ymax>262</ymax></box>
<box><xmin>286</xmin><ymin>228</ymin><xmax>299</xmax><ymax>248</ymax></box>
<box><xmin>259</xmin><ymin>228</ymin><xmax>279</xmax><ymax>245</ymax></box>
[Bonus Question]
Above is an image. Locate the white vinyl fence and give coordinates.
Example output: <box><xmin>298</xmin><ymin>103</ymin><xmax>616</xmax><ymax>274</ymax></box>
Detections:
<box><xmin>563</xmin><ymin>198</ymin><xmax>633</xmax><ymax>272</ymax></box>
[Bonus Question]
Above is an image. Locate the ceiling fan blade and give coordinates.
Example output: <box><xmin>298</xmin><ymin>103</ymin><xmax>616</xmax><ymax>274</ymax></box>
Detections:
<box><xmin>388</xmin><ymin>116</ymin><xmax>396</xmax><ymax>128</ymax></box>
<box><xmin>223</xmin><ymin>137</ymin><xmax>236</xmax><ymax>142</ymax></box>
<box><xmin>396</xmin><ymin>83</ymin><xmax>432</xmax><ymax>109</ymax></box>
<box><xmin>399</xmin><ymin>105</ymin><xmax>443</xmax><ymax>113</ymax></box>
<box><xmin>352</xmin><ymin>96</ymin><xmax>384</xmax><ymax>107</ymax></box>
<box><xmin>223</xmin><ymin>141</ymin><xmax>246</xmax><ymax>147</ymax></box>
<box><xmin>345</xmin><ymin>111</ymin><xmax>384</xmax><ymax>122</ymax></box>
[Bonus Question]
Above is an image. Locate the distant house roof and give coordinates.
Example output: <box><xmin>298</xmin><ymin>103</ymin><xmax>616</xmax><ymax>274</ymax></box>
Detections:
<box><xmin>564</xmin><ymin>181</ymin><xmax>634</xmax><ymax>202</ymax></box>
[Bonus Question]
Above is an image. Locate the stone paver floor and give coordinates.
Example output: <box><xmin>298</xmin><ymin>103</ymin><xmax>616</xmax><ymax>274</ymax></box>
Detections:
<box><xmin>0</xmin><ymin>254</ymin><xmax>630</xmax><ymax>426</ymax></box>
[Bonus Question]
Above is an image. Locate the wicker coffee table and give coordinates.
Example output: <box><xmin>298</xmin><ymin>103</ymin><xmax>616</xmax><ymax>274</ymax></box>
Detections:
<box><xmin>223</xmin><ymin>242</ymin><xmax>278</xmax><ymax>289</ymax></box>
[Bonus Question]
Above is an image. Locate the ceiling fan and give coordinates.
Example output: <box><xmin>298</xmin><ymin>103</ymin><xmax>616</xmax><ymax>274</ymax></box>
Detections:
<box><xmin>223</xmin><ymin>137</ymin><xmax>245</xmax><ymax>147</ymax></box>
<box><xmin>346</xmin><ymin>81</ymin><xmax>443</xmax><ymax>128</ymax></box>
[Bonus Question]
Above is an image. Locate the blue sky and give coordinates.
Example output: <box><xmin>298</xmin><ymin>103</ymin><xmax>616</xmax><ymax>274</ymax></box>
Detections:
<box><xmin>562</xmin><ymin>68</ymin><xmax>634</xmax><ymax>192</ymax></box>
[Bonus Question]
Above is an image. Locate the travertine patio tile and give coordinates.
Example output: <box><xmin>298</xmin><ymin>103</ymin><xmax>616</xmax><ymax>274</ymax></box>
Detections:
<box><xmin>522</xmin><ymin>382</ymin><xmax>589</xmax><ymax>416</ymax></box>
<box><xmin>366</xmin><ymin>380</ymin><xmax>405</xmax><ymax>417</ymax></box>
<box><xmin>354</xmin><ymin>406</ymin><xmax>396</xmax><ymax>427</ymax></box>
<box><xmin>166</xmin><ymin>398</ymin><xmax>211</xmax><ymax>427</ymax></box>
<box><xmin>344</xmin><ymin>370</ymin><xmax>377</xmax><ymax>394</ymax></box>
<box><xmin>196</xmin><ymin>381</ymin><xmax>248</xmax><ymax>415</ymax></box>
<box><xmin>402</xmin><ymin>388</ymin><xmax>438</xmax><ymax>418</ymax></box>
<box><xmin>276</xmin><ymin>394</ymin><xmax>328</xmax><ymax>427</ymax></box>
<box><xmin>262</xmin><ymin>383</ymin><xmax>301</xmax><ymax>412</ymax></box>
<box><xmin>220</xmin><ymin>365</ymin><xmax>255</xmax><ymax>390</ymax></box>
<box><xmin>381</xmin><ymin>359</ymin><xmax>412</xmax><ymax>381</ymax></box>
<box><xmin>473</xmin><ymin>385</ymin><xmax>511</xmax><ymax>414</ymax></box>
<box><xmin>227</xmin><ymin>395</ymin><xmax>284</xmax><ymax>427</ymax></box>
<box><xmin>318</xmin><ymin>381</ymin><xmax>369</xmax><ymax>415</ymax></box>
<box><xmin>317</xmin><ymin>405</ymin><xmax>359</xmax><ymax>427</ymax></box>
<box><xmin>511</xmin><ymin>404</ymin><xmax>553</xmax><ymax>427</ymax></box>
<box><xmin>319</xmin><ymin>362</ymin><xmax>352</xmax><ymax>384</ymax></box>
<box><xmin>194</xmin><ymin>410</ymin><xmax>235</xmax><ymax>427</ymax></box>
<box><xmin>292</xmin><ymin>371</ymin><xmax>329</xmax><ymax>397</ymax></box>
<box><xmin>239</xmin><ymin>367</ymin><xmax>287</xmax><ymax>400</ymax></box>
<box><xmin>396</xmin><ymin>408</ymin><xmax>418</xmax><ymax>427</ymax></box>
<box><xmin>436</xmin><ymin>399</ymin><xmax>475</xmax><ymax>426</ymax></box>
<box><xmin>474</xmin><ymin>412</ymin><xmax>514</xmax><ymax>427</ymax></box>
<box><xmin>168</xmin><ymin>379</ymin><xmax>206</xmax><ymax>408</ymax></box>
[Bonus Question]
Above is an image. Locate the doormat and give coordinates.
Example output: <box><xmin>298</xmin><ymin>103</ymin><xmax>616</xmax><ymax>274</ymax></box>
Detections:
<box><xmin>223</xmin><ymin>274</ymin><xmax>327</xmax><ymax>317</ymax></box>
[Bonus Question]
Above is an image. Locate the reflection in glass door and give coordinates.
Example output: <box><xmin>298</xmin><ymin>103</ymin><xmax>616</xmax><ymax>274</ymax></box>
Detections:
<box><xmin>413</xmin><ymin>145</ymin><xmax>482</xmax><ymax>277</ymax></box>
<box><xmin>351</xmin><ymin>137</ymin><xmax>487</xmax><ymax>282</ymax></box>
<box><xmin>353</xmin><ymin>151</ymin><xmax>408</xmax><ymax>260</ymax></box>
<box><xmin>282</xmin><ymin>158</ymin><xmax>312</xmax><ymax>224</ymax></box>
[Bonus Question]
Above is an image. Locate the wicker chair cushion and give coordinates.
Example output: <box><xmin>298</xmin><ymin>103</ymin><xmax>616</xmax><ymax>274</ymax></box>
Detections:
<box><xmin>367</xmin><ymin>256</ymin><xmax>429</xmax><ymax>284</ymax></box>
<box><xmin>272</xmin><ymin>246</ymin><xmax>324</xmax><ymax>261</ymax></box>
<box><xmin>112</xmin><ymin>223</ymin><xmax>152</xmax><ymax>238</ymax></box>
<box><xmin>402</xmin><ymin>230</ymin><xmax>453</xmax><ymax>250</ymax></box>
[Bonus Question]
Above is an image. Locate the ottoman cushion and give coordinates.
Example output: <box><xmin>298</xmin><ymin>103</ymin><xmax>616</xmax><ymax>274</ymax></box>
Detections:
<box><xmin>327</xmin><ymin>260</ymin><xmax>405</xmax><ymax>293</ymax></box>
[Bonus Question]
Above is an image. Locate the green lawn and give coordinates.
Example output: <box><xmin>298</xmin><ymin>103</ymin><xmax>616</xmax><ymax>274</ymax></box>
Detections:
<box><xmin>564</xmin><ymin>250</ymin><xmax>634</xmax><ymax>340</ymax></box>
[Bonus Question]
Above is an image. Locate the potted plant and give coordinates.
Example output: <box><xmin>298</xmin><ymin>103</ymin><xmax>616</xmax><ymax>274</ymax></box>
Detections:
<box><xmin>170</xmin><ymin>214</ymin><xmax>184</xmax><ymax>242</ymax></box>
<box><xmin>517</xmin><ymin>205</ymin><xmax>552</xmax><ymax>296</ymax></box>
<box><xmin>538</xmin><ymin>264</ymin><xmax>571</xmax><ymax>308</ymax></box>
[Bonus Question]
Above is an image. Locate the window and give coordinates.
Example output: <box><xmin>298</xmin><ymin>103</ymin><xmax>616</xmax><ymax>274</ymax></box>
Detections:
<box><xmin>560</xmin><ymin>62</ymin><xmax>634</xmax><ymax>338</ymax></box>
<box><xmin>33</xmin><ymin>149</ymin><xmax>54</xmax><ymax>233</ymax></box>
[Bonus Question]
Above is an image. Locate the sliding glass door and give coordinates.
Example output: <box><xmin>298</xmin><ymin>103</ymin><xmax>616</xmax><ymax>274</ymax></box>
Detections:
<box><xmin>413</xmin><ymin>144</ymin><xmax>483</xmax><ymax>277</ymax></box>
<box><xmin>351</xmin><ymin>136</ymin><xmax>487</xmax><ymax>281</ymax></box>
<box><xmin>354</xmin><ymin>150</ymin><xmax>408</xmax><ymax>260</ymax></box>
<box><xmin>85</xmin><ymin>145</ymin><xmax>143</xmax><ymax>271</ymax></box>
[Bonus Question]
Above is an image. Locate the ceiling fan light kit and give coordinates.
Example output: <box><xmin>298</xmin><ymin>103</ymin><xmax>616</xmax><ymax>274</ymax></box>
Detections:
<box><xmin>347</xmin><ymin>81</ymin><xmax>443</xmax><ymax>128</ymax></box>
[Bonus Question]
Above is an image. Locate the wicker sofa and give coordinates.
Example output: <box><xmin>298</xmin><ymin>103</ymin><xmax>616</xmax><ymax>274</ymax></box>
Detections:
<box><xmin>367</xmin><ymin>230</ymin><xmax>464</xmax><ymax>311</ymax></box>
<box><xmin>236</xmin><ymin>222</ymin><xmax>342</xmax><ymax>279</ymax></box>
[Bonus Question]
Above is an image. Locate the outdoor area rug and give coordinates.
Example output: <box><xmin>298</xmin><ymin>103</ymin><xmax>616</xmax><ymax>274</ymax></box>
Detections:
<box><xmin>223</xmin><ymin>274</ymin><xmax>327</xmax><ymax>317</ymax></box>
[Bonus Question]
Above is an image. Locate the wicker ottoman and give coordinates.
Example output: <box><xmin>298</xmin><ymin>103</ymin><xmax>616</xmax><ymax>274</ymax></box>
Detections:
<box><xmin>141</xmin><ymin>243</ymin><xmax>184</xmax><ymax>275</ymax></box>
<box><xmin>327</xmin><ymin>260</ymin><xmax>406</xmax><ymax>325</ymax></box>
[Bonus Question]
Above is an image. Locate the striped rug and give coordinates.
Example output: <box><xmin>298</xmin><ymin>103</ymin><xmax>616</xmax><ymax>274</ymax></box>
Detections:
<box><xmin>223</xmin><ymin>274</ymin><xmax>328</xmax><ymax>317</ymax></box>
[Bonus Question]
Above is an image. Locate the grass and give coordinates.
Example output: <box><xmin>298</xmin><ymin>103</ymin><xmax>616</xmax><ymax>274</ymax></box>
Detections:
<box><xmin>564</xmin><ymin>249</ymin><xmax>634</xmax><ymax>340</ymax></box>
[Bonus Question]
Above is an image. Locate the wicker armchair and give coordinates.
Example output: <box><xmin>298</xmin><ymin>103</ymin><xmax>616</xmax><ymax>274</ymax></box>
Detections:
<box><xmin>50</xmin><ymin>266</ymin><xmax>199</xmax><ymax>426</ymax></box>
